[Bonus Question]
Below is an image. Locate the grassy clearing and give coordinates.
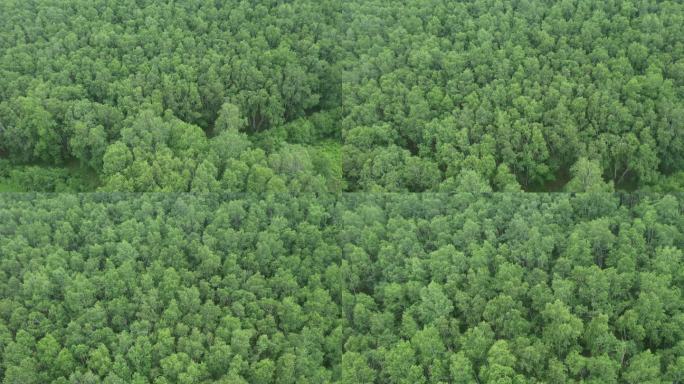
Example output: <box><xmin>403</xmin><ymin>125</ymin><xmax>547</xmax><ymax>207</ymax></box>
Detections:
<box><xmin>310</xmin><ymin>139</ymin><xmax>345</xmax><ymax>192</ymax></box>
<box><xmin>0</xmin><ymin>179</ymin><xmax>23</xmax><ymax>192</ymax></box>
<box><xmin>0</xmin><ymin>160</ymin><xmax>100</xmax><ymax>192</ymax></box>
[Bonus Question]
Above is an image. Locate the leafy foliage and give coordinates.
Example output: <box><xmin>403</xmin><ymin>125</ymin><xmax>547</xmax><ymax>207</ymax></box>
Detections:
<box><xmin>0</xmin><ymin>0</ymin><xmax>683</xmax><ymax>191</ymax></box>
<box><xmin>0</xmin><ymin>193</ymin><xmax>682</xmax><ymax>382</ymax></box>
<box><xmin>0</xmin><ymin>1</ymin><xmax>683</xmax><ymax>382</ymax></box>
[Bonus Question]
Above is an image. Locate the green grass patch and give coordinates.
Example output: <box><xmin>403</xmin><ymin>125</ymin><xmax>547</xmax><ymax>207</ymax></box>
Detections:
<box><xmin>0</xmin><ymin>179</ymin><xmax>23</xmax><ymax>192</ymax></box>
<box><xmin>0</xmin><ymin>160</ymin><xmax>100</xmax><ymax>192</ymax></box>
<box><xmin>311</xmin><ymin>140</ymin><xmax>345</xmax><ymax>192</ymax></box>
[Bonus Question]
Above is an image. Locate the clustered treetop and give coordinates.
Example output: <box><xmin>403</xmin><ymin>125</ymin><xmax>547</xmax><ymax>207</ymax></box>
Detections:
<box><xmin>0</xmin><ymin>193</ymin><xmax>682</xmax><ymax>383</ymax></box>
<box><xmin>0</xmin><ymin>0</ymin><xmax>683</xmax><ymax>192</ymax></box>
<box><xmin>0</xmin><ymin>1</ymin><xmax>683</xmax><ymax>383</ymax></box>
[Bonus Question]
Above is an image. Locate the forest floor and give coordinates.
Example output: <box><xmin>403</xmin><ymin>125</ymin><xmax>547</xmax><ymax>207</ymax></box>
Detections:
<box><xmin>525</xmin><ymin>168</ymin><xmax>571</xmax><ymax>192</ymax></box>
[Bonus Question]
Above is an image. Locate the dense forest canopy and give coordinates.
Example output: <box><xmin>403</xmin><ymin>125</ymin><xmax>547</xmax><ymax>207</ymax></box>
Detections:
<box><xmin>0</xmin><ymin>0</ymin><xmax>683</xmax><ymax>192</ymax></box>
<box><xmin>0</xmin><ymin>0</ymin><xmax>344</xmax><ymax>192</ymax></box>
<box><xmin>0</xmin><ymin>193</ymin><xmax>682</xmax><ymax>383</ymax></box>
<box><xmin>1</xmin><ymin>0</ymin><xmax>683</xmax><ymax>383</ymax></box>
<box><xmin>338</xmin><ymin>0</ymin><xmax>684</xmax><ymax>192</ymax></box>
